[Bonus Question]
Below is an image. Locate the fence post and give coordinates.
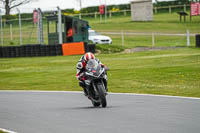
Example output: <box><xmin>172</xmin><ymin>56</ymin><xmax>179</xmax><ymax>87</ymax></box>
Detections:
<box><xmin>0</xmin><ymin>9</ymin><xmax>3</xmax><ymax>46</ymax></box>
<box><xmin>37</xmin><ymin>8</ymin><xmax>44</xmax><ymax>44</ymax></box>
<box><xmin>169</xmin><ymin>6</ymin><xmax>171</xmax><ymax>13</ymax></box>
<box><xmin>100</xmin><ymin>14</ymin><xmax>102</xmax><ymax>23</ymax></box>
<box><xmin>109</xmin><ymin>11</ymin><xmax>112</xmax><ymax>18</ymax></box>
<box><xmin>10</xmin><ymin>24</ymin><xmax>13</xmax><ymax>41</ymax></box>
<box><xmin>57</xmin><ymin>7</ymin><xmax>63</xmax><ymax>44</ymax></box>
<box><xmin>105</xmin><ymin>2</ymin><xmax>107</xmax><ymax>22</ymax></box>
<box><xmin>17</xmin><ymin>8</ymin><xmax>22</xmax><ymax>45</ymax></box>
<box><xmin>121</xmin><ymin>30</ymin><xmax>124</xmax><ymax>46</ymax></box>
<box><xmin>79</xmin><ymin>13</ymin><xmax>82</xmax><ymax>19</ymax></box>
<box><xmin>152</xmin><ymin>33</ymin><xmax>155</xmax><ymax>47</ymax></box>
<box><xmin>187</xmin><ymin>30</ymin><xmax>190</xmax><ymax>47</ymax></box>
<box><xmin>155</xmin><ymin>7</ymin><xmax>157</xmax><ymax>14</ymax></box>
<box><xmin>95</xmin><ymin>12</ymin><xmax>97</xmax><ymax>19</ymax></box>
<box><xmin>124</xmin><ymin>10</ymin><xmax>127</xmax><ymax>16</ymax></box>
<box><xmin>184</xmin><ymin>4</ymin><xmax>186</xmax><ymax>12</ymax></box>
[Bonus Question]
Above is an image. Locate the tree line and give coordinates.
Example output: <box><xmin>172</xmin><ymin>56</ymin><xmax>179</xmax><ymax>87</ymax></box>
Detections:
<box><xmin>64</xmin><ymin>0</ymin><xmax>191</xmax><ymax>14</ymax></box>
<box><xmin>0</xmin><ymin>0</ymin><xmax>194</xmax><ymax>20</ymax></box>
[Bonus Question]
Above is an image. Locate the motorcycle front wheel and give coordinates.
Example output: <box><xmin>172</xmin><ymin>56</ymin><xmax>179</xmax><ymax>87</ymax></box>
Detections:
<box><xmin>97</xmin><ymin>83</ymin><xmax>107</xmax><ymax>107</ymax></box>
<box><xmin>92</xmin><ymin>101</ymin><xmax>100</xmax><ymax>107</ymax></box>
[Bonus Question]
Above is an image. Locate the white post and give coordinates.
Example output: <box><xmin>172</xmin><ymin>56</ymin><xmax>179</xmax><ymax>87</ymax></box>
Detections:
<box><xmin>184</xmin><ymin>4</ymin><xmax>186</xmax><ymax>12</ymax></box>
<box><xmin>17</xmin><ymin>8</ymin><xmax>22</xmax><ymax>45</ymax></box>
<box><xmin>0</xmin><ymin>9</ymin><xmax>3</xmax><ymax>46</ymax></box>
<box><xmin>109</xmin><ymin>11</ymin><xmax>112</xmax><ymax>18</ymax></box>
<box><xmin>100</xmin><ymin>14</ymin><xmax>102</xmax><ymax>23</ymax></box>
<box><xmin>79</xmin><ymin>13</ymin><xmax>82</xmax><ymax>19</ymax></box>
<box><xmin>95</xmin><ymin>12</ymin><xmax>97</xmax><ymax>19</ymax></box>
<box><xmin>121</xmin><ymin>30</ymin><xmax>124</xmax><ymax>46</ymax></box>
<box><xmin>37</xmin><ymin>8</ymin><xmax>44</xmax><ymax>44</ymax></box>
<box><xmin>187</xmin><ymin>30</ymin><xmax>190</xmax><ymax>47</ymax></box>
<box><xmin>124</xmin><ymin>10</ymin><xmax>127</xmax><ymax>16</ymax></box>
<box><xmin>152</xmin><ymin>33</ymin><xmax>155</xmax><ymax>47</ymax></box>
<box><xmin>155</xmin><ymin>7</ymin><xmax>157</xmax><ymax>14</ymax></box>
<box><xmin>10</xmin><ymin>24</ymin><xmax>13</xmax><ymax>41</ymax></box>
<box><xmin>79</xmin><ymin>0</ymin><xmax>82</xmax><ymax>11</ymax></box>
<box><xmin>105</xmin><ymin>0</ymin><xmax>107</xmax><ymax>22</ymax></box>
<box><xmin>169</xmin><ymin>6</ymin><xmax>171</xmax><ymax>13</ymax></box>
<box><xmin>57</xmin><ymin>7</ymin><xmax>63</xmax><ymax>44</ymax></box>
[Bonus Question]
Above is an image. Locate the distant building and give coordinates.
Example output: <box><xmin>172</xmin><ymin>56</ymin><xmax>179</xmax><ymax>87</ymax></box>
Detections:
<box><xmin>131</xmin><ymin>0</ymin><xmax>153</xmax><ymax>21</ymax></box>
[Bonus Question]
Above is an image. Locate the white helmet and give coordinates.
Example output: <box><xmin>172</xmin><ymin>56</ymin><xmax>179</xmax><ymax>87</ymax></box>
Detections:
<box><xmin>84</xmin><ymin>52</ymin><xmax>95</xmax><ymax>62</ymax></box>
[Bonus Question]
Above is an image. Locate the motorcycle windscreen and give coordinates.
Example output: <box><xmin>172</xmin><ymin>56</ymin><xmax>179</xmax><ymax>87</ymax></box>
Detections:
<box><xmin>86</xmin><ymin>59</ymin><xmax>101</xmax><ymax>77</ymax></box>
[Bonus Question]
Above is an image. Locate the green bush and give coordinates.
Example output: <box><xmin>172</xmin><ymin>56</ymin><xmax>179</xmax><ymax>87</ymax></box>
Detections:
<box><xmin>96</xmin><ymin>44</ymin><xmax>125</xmax><ymax>54</ymax></box>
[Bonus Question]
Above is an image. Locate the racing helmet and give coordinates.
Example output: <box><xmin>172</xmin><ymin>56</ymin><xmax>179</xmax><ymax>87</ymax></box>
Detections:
<box><xmin>84</xmin><ymin>52</ymin><xmax>95</xmax><ymax>62</ymax></box>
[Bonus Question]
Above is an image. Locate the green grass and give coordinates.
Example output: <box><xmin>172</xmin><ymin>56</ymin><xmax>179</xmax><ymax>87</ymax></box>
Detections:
<box><xmin>87</xmin><ymin>12</ymin><xmax>200</xmax><ymax>33</ymax></box>
<box><xmin>2</xmin><ymin>12</ymin><xmax>200</xmax><ymax>46</ymax></box>
<box><xmin>0</xmin><ymin>130</ymin><xmax>7</xmax><ymax>133</ymax></box>
<box><xmin>0</xmin><ymin>48</ymin><xmax>200</xmax><ymax>98</ymax></box>
<box><xmin>102</xmin><ymin>35</ymin><xmax>196</xmax><ymax>48</ymax></box>
<box><xmin>96</xmin><ymin>44</ymin><xmax>125</xmax><ymax>53</ymax></box>
<box><xmin>87</xmin><ymin>13</ymin><xmax>200</xmax><ymax>47</ymax></box>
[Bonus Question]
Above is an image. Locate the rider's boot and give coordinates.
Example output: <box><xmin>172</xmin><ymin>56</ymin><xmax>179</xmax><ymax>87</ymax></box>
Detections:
<box><xmin>79</xmin><ymin>81</ymin><xmax>88</xmax><ymax>96</ymax></box>
<box><xmin>104</xmin><ymin>80</ymin><xmax>108</xmax><ymax>95</ymax></box>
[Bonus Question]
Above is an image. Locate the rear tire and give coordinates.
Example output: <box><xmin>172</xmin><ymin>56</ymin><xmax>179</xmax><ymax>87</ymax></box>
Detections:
<box><xmin>97</xmin><ymin>83</ymin><xmax>107</xmax><ymax>107</ymax></box>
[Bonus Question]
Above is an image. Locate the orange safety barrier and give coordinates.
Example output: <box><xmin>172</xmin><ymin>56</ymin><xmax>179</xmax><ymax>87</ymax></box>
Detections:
<box><xmin>62</xmin><ymin>42</ymin><xmax>85</xmax><ymax>56</ymax></box>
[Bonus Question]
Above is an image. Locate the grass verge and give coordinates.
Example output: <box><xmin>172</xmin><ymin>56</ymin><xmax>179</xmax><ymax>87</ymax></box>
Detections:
<box><xmin>0</xmin><ymin>47</ymin><xmax>200</xmax><ymax>98</ymax></box>
<box><xmin>0</xmin><ymin>130</ymin><xmax>8</xmax><ymax>133</ymax></box>
<box><xmin>96</xmin><ymin>44</ymin><xmax>125</xmax><ymax>54</ymax></box>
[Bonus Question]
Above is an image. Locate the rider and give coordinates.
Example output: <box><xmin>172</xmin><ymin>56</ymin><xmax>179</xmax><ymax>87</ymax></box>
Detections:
<box><xmin>76</xmin><ymin>52</ymin><xmax>107</xmax><ymax>96</ymax></box>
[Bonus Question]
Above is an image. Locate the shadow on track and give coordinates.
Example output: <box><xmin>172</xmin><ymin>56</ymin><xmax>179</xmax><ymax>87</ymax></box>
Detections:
<box><xmin>65</xmin><ymin>105</ymin><xmax>122</xmax><ymax>110</ymax></box>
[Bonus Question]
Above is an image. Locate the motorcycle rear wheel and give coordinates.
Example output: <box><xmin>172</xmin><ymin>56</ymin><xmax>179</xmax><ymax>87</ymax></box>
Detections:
<box><xmin>97</xmin><ymin>83</ymin><xmax>107</xmax><ymax>107</ymax></box>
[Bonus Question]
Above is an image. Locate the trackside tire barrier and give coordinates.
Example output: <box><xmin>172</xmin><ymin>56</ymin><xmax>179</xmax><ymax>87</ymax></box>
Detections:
<box><xmin>0</xmin><ymin>47</ymin><xmax>2</xmax><ymax>58</ymax></box>
<box><xmin>0</xmin><ymin>44</ymin><xmax>63</xmax><ymax>58</ymax></box>
<box><xmin>196</xmin><ymin>34</ymin><xmax>200</xmax><ymax>48</ymax></box>
<box><xmin>84</xmin><ymin>43</ymin><xmax>96</xmax><ymax>53</ymax></box>
<box><xmin>0</xmin><ymin>43</ymin><xmax>95</xmax><ymax>58</ymax></box>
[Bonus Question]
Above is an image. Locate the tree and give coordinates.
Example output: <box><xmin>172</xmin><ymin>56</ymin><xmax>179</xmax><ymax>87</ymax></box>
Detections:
<box><xmin>0</xmin><ymin>0</ymin><xmax>35</xmax><ymax>15</ymax></box>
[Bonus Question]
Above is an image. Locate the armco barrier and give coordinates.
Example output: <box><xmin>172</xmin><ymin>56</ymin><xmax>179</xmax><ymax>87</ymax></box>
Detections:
<box><xmin>0</xmin><ymin>43</ymin><xmax>95</xmax><ymax>58</ymax></box>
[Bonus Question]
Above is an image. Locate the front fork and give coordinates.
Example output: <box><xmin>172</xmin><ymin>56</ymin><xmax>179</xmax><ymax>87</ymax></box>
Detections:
<box><xmin>92</xmin><ymin>80</ymin><xmax>107</xmax><ymax>95</ymax></box>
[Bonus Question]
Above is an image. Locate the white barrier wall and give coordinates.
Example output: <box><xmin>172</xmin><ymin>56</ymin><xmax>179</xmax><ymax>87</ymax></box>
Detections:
<box><xmin>131</xmin><ymin>0</ymin><xmax>153</xmax><ymax>21</ymax></box>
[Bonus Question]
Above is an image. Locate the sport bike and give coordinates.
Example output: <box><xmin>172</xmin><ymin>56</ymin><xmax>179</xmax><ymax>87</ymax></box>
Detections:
<box><xmin>84</xmin><ymin>59</ymin><xmax>108</xmax><ymax>107</ymax></box>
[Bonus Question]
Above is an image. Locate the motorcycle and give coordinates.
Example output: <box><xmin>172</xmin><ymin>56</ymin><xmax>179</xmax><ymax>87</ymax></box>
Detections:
<box><xmin>84</xmin><ymin>59</ymin><xmax>108</xmax><ymax>107</ymax></box>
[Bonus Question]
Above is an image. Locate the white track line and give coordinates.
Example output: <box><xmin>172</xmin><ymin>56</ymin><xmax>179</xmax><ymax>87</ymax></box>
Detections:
<box><xmin>0</xmin><ymin>90</ymin><xmax>200</xmax><ymax>100</ymax></box>
<box><xmin>110</xmin><ymin>92</ymin><xmax>200</xmax><ymax>100</ymax></box>
<box><xmin>0</xmin><ymin>128</ymin><xmax>17</xmax><ymax>133</ymax></box>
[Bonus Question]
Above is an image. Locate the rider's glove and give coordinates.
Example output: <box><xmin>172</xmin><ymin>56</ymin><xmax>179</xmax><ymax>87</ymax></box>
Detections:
<box><xmin>77</xmin><ymin>73</ymin><xmax>85</xmax><ymax>81</ymax></box>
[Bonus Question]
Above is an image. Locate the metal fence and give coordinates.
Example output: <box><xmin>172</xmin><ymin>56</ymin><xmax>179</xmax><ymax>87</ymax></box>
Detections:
<box><xmin>100</xmin><ymin>31</ymin><xmax>196</xmax><ymax>48</ymax></box>
<box><xmin>73</xmin><ymin>4</ymin><xmax>190</xmax><ymax>20</ymax></box>
<box><xmin>0</xmin><ymin>4</ymin><xmax>195</xmax><ymax>47</ymax></box>
<box><xmin>0</xmin><ymin>8</ymin><xmax>61</xmax><ymax>46</ymax></box>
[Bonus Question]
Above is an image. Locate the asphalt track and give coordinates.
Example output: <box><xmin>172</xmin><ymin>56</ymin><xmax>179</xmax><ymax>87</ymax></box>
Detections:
<box><xmin>0</xmin><ymin>91</ymin><xmax>200</xmax><ymax>133</ymax></box>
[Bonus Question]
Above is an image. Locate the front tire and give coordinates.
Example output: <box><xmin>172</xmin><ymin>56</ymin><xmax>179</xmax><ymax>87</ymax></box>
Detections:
<box><xmin>92</xmin><ymin>101</ymin><xmax>100</xmax><ymax>107</ymax></box>
<box><xmin>97</xmin><ymin>83</ymin><xmax>107</xmax><ymax>107</ymax></box>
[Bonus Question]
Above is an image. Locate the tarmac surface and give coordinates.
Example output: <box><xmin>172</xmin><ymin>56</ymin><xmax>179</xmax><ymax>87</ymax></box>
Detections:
<box><xmin>0</xmin><ymin>91</ymin><xmax>200</xmax><ymax>133</ymax></box>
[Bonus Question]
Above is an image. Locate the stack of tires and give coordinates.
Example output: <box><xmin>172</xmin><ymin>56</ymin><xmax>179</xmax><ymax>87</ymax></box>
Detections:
<box><xmin>56</xmin><ymin>45</ymin><xmax>63</xmax><ymax>55</ymax></box>
<box><xmin>20</xmin><ymin>45</ymin><xmax>26</xmax><ymax>57</ymax></box>
<box><xmin>0</xmin><ymin>44</ymin><xmax>63</xmax><ymax>58</ymax></box>
<box><xmin>0</xmin><ymin>47</ymin><xmax>2</xmax><ymax>58</ymax></box>
<box><xmin>0</xmin><ymin>43</ymin><xmax>95</xmax><ymax>58</ymax></box>
<box><xmin>196</xmin><ymin>34</ymin><xmax>200</xmax><ymax>48</ymax></box>
<box><xmin>84</xmin><ymin>43</ymin><xmax>96</xmax><ymax>53</ymax></box>
<box><xmin>40</xmin><ymin>45</ymin><xmax>46</xmax><ymax>56</ymax></box>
